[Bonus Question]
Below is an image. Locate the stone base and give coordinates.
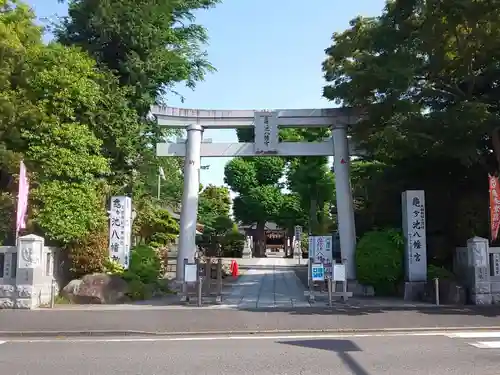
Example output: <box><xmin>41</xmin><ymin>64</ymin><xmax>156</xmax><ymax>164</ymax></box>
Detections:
<box><xmin>403</xmin><ymin>281</ymin><xmax>426</xmax><ymax>301</ymax></box>
<box><xmin>471</xmin><ymin>293</ymin><xmax>492</xmax><ymax>305</ymax></box>
<box><xmin>242</xmin><ymin>251</ymin><xmax>252</xmax><ymax>259</ymax></box>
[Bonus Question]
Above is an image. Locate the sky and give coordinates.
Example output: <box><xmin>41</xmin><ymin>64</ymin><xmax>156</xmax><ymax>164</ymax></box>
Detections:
<box><xmin>26</xmin><ymin>0</ymin><xmax>387</xmax><ymax>199</ymax></box>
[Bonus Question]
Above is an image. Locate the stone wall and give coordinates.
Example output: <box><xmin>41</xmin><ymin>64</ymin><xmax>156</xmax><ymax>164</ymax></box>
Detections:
<box><xmin>454</xmin><ymin>237</ymin><xmax>500</xmax><ymax>305</ymax></box>
<box><xmin>0</xmin><ymin>235</ymin><xmax>58</xmax><ymax>309</ymax></box>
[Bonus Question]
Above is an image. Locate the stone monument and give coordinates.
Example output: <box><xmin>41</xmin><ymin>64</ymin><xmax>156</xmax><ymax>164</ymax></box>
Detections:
<box><xmin>242</xmin><ymin>236</ymin><xmax>252</xmax><ymax>258</ymax></box>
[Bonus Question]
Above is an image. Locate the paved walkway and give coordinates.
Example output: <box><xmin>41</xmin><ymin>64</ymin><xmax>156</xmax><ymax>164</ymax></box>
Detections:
<box><xmin>222</xmin><ymin>258</ymin><xmax>311</xmax><ymax>309</ymax></box>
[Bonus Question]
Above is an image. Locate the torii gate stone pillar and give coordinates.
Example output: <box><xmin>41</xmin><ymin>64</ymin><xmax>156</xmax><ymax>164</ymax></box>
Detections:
<box><xmin>152</xmin><ymin>106</ymin><xmax>362</xmax><ymax>282</ymax></box>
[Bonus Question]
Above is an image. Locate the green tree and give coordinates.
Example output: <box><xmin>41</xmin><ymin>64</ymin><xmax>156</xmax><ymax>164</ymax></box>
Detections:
<box><xmin>224</xmin><ymin>157</ymin><xmax>285</xmax><ymax>257</ymax></box>
<box><xmin>287</xmin><ymin>156</ymin><xmax>335</xmax><ymax>234</ymax></box>
<box><xmin>55</xmin><ymin>0</ymin><xmax>220</xmax><ymax>202</ymax></box>
<box><xmin>274</xmin><ymin>192</ymin><xmax>307</xmax><ymax>234</ymax></box>
<box><xmin>322</xmin><ymin>0</ymin><xmax>500</xmax><ymax>167</ymax></box>
<box><xmin>198</xmin><ymin>184</ymin><xmax>231</xmax><ymax>228</ymax></box>
<box><xmin>321</xmin><ymin>0</ymin><xmax>499</xmax><ymax>263</ymax></box>
<box><xmin>0</xmin><ymin>1</ymin><xmax>117</xmax><ymax>242</ymax></box>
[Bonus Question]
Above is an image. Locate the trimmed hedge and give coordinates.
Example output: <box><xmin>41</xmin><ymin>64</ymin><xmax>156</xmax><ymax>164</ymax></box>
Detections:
<box><xmin>355</xmin><ymin>229</ymin><xmax>404</xmax><ymax>295</ymax></box>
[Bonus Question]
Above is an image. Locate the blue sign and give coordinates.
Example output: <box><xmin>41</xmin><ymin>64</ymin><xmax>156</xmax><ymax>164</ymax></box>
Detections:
<box><xmin>311</xmin><ymin>263</ymin><xmax>324</xmax><ymax>281</ymax></box>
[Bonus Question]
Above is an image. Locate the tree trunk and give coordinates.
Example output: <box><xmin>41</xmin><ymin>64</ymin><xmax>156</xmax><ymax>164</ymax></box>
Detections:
<box><xmin>255</xmin><ymin>221</ymin><xmax>266</xmax><ymax>257</ymax></box>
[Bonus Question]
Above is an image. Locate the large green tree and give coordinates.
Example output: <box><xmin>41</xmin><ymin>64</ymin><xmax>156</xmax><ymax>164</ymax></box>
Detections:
<box><xmin>224</xmin><ymin>157</ymin><xmax>285</xmax><ymax>257</ymax></box>
<box><xmin>0</xmin><ymin>0</ymin><xmax>120</xmax><ymax>242</ymax></box>
<box><xmin>55</xmin><ymin>0</ymin><xmax>220</xmax><ymax>201</ymax></box>
<box><xmin>322</xmin><ymin>0</ymin><xmax>499</xmax><ymax>262</ymax></box>
<box><xmin>323</xmin><ymin>0</ymin><xmax>500</xmax><ymax>167</ymax></box>
<box><xmin>198</xmin><ymin>184</ymin><xmax>231</xmax><ymax>228</ymax></box>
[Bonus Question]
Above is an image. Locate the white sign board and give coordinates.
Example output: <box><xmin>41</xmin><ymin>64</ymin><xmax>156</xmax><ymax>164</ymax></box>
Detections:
<box><xmin>184</xmin><ymin>263</ymin><xmax>197</xmax><ymax>283</ymax></box>
<box><xmin>311</xmin><ymin>263</ymin><xmax>325</xmax><ymax>281</ymax></box>
<box><xmin>309</xmin><ymin>236</ymin><xmax>333</xmax><ymax>276</ymax></box>
<box><xmin>333</xmin><ymin>264</ymin><xmax>346</xmax><ymax>282</ymax></box>
<box><xmin>109</xmin><ymin>196</ymin><xmax>132</xmax><ymax>269</ymax></box>
<box><xmin>402</xmin><ymin>190</ymin><xmax>427</xmax><ymax>281</ymax></box>
<box><xmin>254</xmin><ymin>111</ymin><xmax>278</xmax><ymax>154</ymax></box>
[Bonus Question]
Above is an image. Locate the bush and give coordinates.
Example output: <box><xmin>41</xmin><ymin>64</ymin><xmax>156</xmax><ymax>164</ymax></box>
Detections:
<box><xmin>221</xmin><ymin>229</ymin><xmax>245</xmax><ymax>257</ymax></box>
<box><xmin>120</xmin><ymin>244</ymin><xmax>164</xmax><ymax>301</ymax></box>
<box><xmin>355</xmin><ymin>228</ymin><xmax>404</xmax><ymax>295</ymax></box>
<box><xmin>66</xmin><ymin>228</ymin><xmax>108</xmax><ymax>279</ymax></box>
<box><xmin>427</xmin><ymin>264</ymin><xmax>455</xmax><ymax>281</ymax></box>
<box><xmin>104</xmin><ymin>259</ymin><xmax>125</xmax><ymax>275</ymax></box>
<box><xmin>123</xmin><ymin>244</ymin><xmax>162</xmax><ymax>285</ymax></box>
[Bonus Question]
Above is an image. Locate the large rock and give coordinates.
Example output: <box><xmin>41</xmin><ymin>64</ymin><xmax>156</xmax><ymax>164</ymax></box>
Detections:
<box><xmin>61</xmin><ymin>273</ymin><xmax>129</xmax><ymax>304</ymax></box>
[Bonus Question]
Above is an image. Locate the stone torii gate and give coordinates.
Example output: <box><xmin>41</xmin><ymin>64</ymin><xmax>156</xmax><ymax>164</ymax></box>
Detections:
<box><xmin>151</xmin><ymin>106</ymin><xmax>362</xmax><ymax>281</ymax></box>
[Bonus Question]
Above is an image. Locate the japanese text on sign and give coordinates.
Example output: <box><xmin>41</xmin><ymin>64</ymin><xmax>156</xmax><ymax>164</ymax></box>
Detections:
<box><xmin>410</xmin><ymin>195</ymin><xmax>425</xmax><ymax>264</ymax></box>
<box><xmin>402</xmin><ymin>190</ymin><xmax>428</xmax><ymax>281</ymax></box>
<box><xmin>489</xmin><ymin>175</ymin><xmax>500</xmax><ymax>241</ymax></box>
<box><xmin>108</xmin><ymin>196</ymin><xmax>132</xmax><ymax>269</ymax></box>
<box><xmin>254</xmin><ymin>112</ymin><xmax>278</xmax><ymax>153</ymax></box>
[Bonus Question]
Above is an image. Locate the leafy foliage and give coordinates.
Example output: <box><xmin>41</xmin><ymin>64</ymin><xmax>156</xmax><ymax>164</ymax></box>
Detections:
<box><xmin>0</xmin><ymin>0</ymin><xmax>218</xmax><ymax>252</ymax></box>
<box><xmin>67</xmin><ymin>227</ymin><xmax>109</xmax><ymax>279</ymax></box>
<box><xmin>198</xmin><ymin>184</ymin><xmax>231</xmax><ymax>228</ymax></box>
<box><xmin>197</xmin><ymin>217</ymin><xmax>245</xmax><ymax>257</ymax></box>
<box><xmin>56</xmin><ymin>0</ymin><xmax>220</xmax><ymax>115</ymax></box>
<box><xmin>133</xmin><ymin>199</ymin><xmax>179</xmax><ymax>246</ymax></box>
<box><xmin>122</xmin><ymin>244</ymin><xmax>163</xmax><ymax>300</ymax></box>
<box><xmin>355</xmin><ymin>229</ymin><xmax>404</xmax><ymax>295</ymax></box>
<box><xmin>224</xmin><ymin>156</ymin><xmax>285</xmax><ymax>256</ymax></box>
<box><xmin>322</xmin><ymin>1</ymin><xmax>499</xmax><ymax>264</ymax></box>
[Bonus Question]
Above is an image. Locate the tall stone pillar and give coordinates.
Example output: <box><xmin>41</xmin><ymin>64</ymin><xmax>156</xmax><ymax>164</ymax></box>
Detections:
<box><xmin>177</xmin><ymin>124</ymin><xmax>203</xmax><ymax>282</ymax></box>
<box><xmin>332</xmin><ymin>126</ymin><xmax>357</xmax><ymax>279</ymax></box>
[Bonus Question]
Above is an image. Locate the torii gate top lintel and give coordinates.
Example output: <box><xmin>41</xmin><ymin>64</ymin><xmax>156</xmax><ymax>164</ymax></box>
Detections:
<box><xmin>150</xmin><ymin>105</ymin><xmax>364</xmax><ymax>129</ymax></box>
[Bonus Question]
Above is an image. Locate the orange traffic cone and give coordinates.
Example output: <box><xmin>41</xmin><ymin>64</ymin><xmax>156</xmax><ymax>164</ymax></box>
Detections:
<box><xmin>231</xmin><ymin>259</ymin><xmax>239</xmax><ymax>279</ymax></box>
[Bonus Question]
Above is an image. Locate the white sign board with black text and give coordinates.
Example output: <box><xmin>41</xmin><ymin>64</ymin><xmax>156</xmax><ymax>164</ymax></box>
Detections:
<box><xmin>402</xmin><ymin>190</ymin><xmax>427</xmax><ymax>281</ymax></box>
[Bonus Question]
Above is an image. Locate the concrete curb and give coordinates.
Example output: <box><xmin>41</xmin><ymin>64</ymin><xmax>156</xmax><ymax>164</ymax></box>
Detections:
<box><xmin>2</xmin><ymin>326</ymin><xmax>500</xmax><ymax>338</ymax></box>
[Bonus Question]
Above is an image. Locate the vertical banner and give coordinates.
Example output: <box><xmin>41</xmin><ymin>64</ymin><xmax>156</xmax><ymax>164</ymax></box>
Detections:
<box><xmin>16</xmin><ymin>160</ymin><xmax>29</xmax><ymax>239</ymax></box>
<box><xmin>402</xmin><ymin>190</ymin><xmax>428</xmax><ymax>282</ymax></box>
<box><xmin>489</xmin><ymin>174</ymin><xmax>500</xmax><ymax>242</ymax></box>
<box><xmin>109</xmin><ymin>196</ymin><xmax>132</xmax><ymax>269</ymax></box>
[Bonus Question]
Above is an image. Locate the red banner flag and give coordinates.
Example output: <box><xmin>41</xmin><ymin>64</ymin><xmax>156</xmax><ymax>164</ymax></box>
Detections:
<box><xmin>489</xmin><ymin>174</ymin><xmax>500</xmax><ymax>241</ymax></box>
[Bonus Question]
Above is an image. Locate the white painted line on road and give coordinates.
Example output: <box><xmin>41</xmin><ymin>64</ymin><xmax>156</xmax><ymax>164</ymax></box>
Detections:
<box><xmin>469</xmin><ymin>341</ymin><xmax>500</xmax><ymax>349</ymax></box>
<box><xmin>446</xmin><ymin>331</ymin><xmax>500</xmax><ymax>338</ymax></box>
<box><xmin>0</xmin><ymin>341</ymin><xmax>6</xmax><ymax>345</ymax></box>
<box><xmin>1</xmin><ymin>331</ymin><xmax>458</xmax><ymax>344</ymax></box>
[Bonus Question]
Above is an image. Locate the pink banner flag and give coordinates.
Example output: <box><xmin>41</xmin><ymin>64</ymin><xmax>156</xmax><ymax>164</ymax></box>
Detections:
<box><xmin>16</xmin><ymin>160</ymin><xmax>29</xmax><ymax>237</ymax></box>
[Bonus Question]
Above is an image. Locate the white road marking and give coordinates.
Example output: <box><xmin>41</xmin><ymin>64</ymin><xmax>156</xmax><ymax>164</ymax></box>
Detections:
<box><xmin>3</xmin><ymin>330</ymin><xmax>500</xmax><ymax>345</ymax></box>
<box><xmin>469</xmin><ymin>341</ymin><xmax>500</xmax><ymax>349</ymax></box>
<box><xmin>446</xmin><ymin>331</ymin><xmax>500</xmax><ymax>338</ymax></box>
<box><xmin>0</xmin><ymin>331</ymin><xmax>466</xmax><ymax>344</ymax></box>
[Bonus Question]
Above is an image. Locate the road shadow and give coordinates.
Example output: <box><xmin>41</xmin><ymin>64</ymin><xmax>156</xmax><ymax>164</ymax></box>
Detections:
<box><xmin>234</xmin><ymin>304</ymin><xmax>500</xmax><ymax>317</ymax></box>
<box><xmin>278</xmin><ymin>339</ymin><xmax>370</xmax><ymax>375</ymax></box>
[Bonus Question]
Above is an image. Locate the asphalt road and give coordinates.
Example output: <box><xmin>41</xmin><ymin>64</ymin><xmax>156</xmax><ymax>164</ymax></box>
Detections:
<box><xmin>1</xmin><ymin>331</ymin><xmax>499</xmax><ymax>374</ymax></box>
<box><xmin>3</xmin><ymin>306</ymin><xmax>500</xmax><ymax>335</ymax></box>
